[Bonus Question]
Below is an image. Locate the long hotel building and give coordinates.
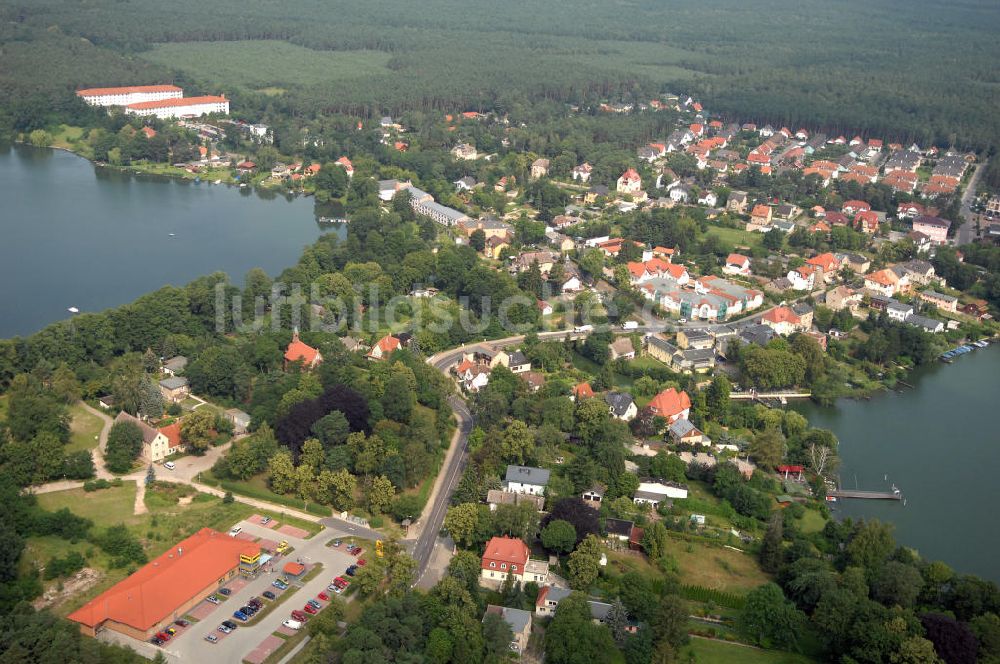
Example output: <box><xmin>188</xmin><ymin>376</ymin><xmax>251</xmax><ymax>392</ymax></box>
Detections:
<box><xmin>76</xmin><ymin>85</ymin><xmax>184</xmax><ymax>107</ymax></box>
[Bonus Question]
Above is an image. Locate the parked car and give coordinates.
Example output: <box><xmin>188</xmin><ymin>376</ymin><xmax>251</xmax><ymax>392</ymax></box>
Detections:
<box><xmin>303</xmin><ymin>604</ymin><xmax>318</xmax><ymax>615</ymax></box>
<box><xmin>205</xmin><ymin>634</ymin><xmax>218</xmax><ymax>643</ymax></box>
<box><xmin>155</xmin><ymin>632</ymin><xmax>171</xmax><ymax>642</ymax></box>
<box><xmin>262</xmin><ymin>591</ymin><xmax>276</xmax><ymax>600</ymax></box>
<box><xmin>222</xmin><ymin>620</ymin><xmax>238</xmax><ymax>630</ymax></box>
<box><xmin>276</xmin><ymin>540</ymin><xmax>290</xmax><ymax>554</ymax></box>
<box><xmin>345</xmin><ymin>565</ymin><xmax>357</xmax><ymax>576</ymax></box>
<box><xmin>174</xmin><ymin>619</ymin><xmax>190</xmax><ymax>627</ymax></box>
<box><xmin>206</xmin><ymin>595</ymin><xmax>221</xmax><ymax>604</ymax></box>
<box><xmin>357</xmin><ymin>558</ymin><xmax>367</xmax><ymax>566</ymax></box>
<box><xmin>228</xmin><ymin>526</ymin><xmax>242</xmax><ymax>537</ymax></box>
<box><xmin>149</xmin><ymin>637</ymin><xmax>163</xmax><ymax>646</ymax></box>
<box><xmin>261</xmin><ymin>516</ymin><xmax>271</xmax><ymax>525</ymax></box>
<box><xmin>352</xmin><ymin>548</ymin><xmax>363</xmax><ymax>558</ymax></box>
<box><xmin>307</xmin><ymin>600</ymin><xmax>321</xmax><ymax>610</ymax></box>
<box><xmin>249</xmin><ymin>597</ymin><xmax>262</xmax><ymax>608</ymax></box>
<box><xmin>317</xmin><ymin>592</ymin><xmax>330</xmax><ymax>601</ymax></box>
<box><xmin>277</xmin><ymin>577</ymin><xmax>290</xmax><ymax>585</ymax></box>
<box><xmin>272</xmin><ymin>580</ymin><xmax>288</xmax><ymax>590</ymax></box>
<box><xmin>164</xmin><ymin>461</ymin><xmax>176</xmax><ymax>470</ymax></box>
<box><xmin>282</xmin><ymin>619</ymin><xmax>303</xmax><ymax>630</ymax></box>
<box><xmin>218</xmin><ymin>587</ymin><xmax>232</xmax><ymax>596</ymax></box>
<box><xmin>165</xmin><ymin>627</ymin><xmax>177</xmax><ymax>636</ymax></box>
<box><xmin>233</xmin><ymin>611</ymin><xmax>248</xmax><ymax>622</ymax></box>
<box><xmin>333</xmin><ymin>539</ymin><xmax>342</xmax><ymax>547</ymax></box>
<box><xmin>290</xmin><ymin>610</ymin><xmax>308</xmax><ymax>622</ymax></box>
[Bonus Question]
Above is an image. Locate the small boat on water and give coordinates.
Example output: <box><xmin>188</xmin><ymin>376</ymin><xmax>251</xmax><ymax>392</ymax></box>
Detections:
<box><xmin>239</xmin><ymin>183</ymin><xmax>247</xmax><ymax>188</ymax></box>
<box><xmin>318</xmin><ymin>216</ymin><xmax>350</xmax><ymax>224</ymax></box>
<box><xmin>67</xmin><ymin>307</ymin><xmax>79</xmax><ymax>314</ymax></box>
<box><xmin>168</xmin><ymin>233</ymin><xmax>176</xmax><ymax>237</ymax></box>
<box><xmin>214</xmin><ymin>179</ymin><xmax>222</xmax><ymax>185</ymax></box>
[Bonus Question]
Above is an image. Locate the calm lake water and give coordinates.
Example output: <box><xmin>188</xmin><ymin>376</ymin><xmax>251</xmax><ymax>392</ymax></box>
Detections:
<box><xmin>795</xmin><ymin>346</ymin><xmax>1000</xmax><ymax>582</ymax></box>
<box><xmin>0</xmin><ymin>143</ymin><xmax>340</xmax><ymax>338</ymax></box>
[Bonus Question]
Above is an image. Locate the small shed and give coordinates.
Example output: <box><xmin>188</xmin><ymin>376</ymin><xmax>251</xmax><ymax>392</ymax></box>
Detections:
<box><xmin>283</xmin><ymin>562</ymin><xmax>306</xmax><ymax>577</ymax></box>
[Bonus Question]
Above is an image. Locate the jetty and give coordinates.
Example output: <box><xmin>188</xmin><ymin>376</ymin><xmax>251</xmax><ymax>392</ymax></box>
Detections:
<box><xmin>827</xmin><ymin>489</ymin><xmax>901</xmax><ymax>500</ymax></box>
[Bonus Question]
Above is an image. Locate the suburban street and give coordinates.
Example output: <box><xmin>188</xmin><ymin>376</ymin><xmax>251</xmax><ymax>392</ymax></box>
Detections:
<box><xmin>957</xmin><ymin>162</ymin><xmax>984</xmax><ymax>245</ymax></box>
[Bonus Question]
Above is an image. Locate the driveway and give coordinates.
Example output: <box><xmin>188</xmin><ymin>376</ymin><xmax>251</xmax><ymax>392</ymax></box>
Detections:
<box><xmin>162</xmin><ymin>517</ymin><xmax>359</xmax><ymax>663</ymax></box>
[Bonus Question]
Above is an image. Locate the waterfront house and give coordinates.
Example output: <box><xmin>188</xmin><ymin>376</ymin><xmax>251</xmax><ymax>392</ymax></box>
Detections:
<box><xmin>918</xmin><ymin>290</ymin><xmax>958</xmax><ymax>313</ymax></box>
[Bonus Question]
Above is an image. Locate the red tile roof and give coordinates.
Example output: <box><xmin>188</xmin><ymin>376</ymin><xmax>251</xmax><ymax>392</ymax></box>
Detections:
<box><xmin>481</xmin><ymin>536</ymin><xmax>529</xmax><ymax>569</ymax></box>
<box><xmin>77</xmin><ymin>85</ymin><xmax>182</xmax><ymax>97</ymax></box>
<box><xmin>647</xmin><ymin>388</ymin><xmax>691</xmax><ymax>419</ymax></box>
<box><xmin>726</xmin><ymin>253</ymin><xmax>749</xmax><ymax>266</ymax></box>
<box><xmin>158</xmin><ymin>422</ymin><xmax>181</xmax><ymax>449</ymax></box>
<box><xmin>126</xmin><ymin>95</ymin><xmax>227</xmax><ymax>110</ymax></box>
<box><xmin>68</xmin><ymin>528</ymin><xmax>257</xmax><ymax>632</ymax></box>
<box><xmin>806</xmin><ymin>253</ymin><xmax>838</xmax><ymax>272</ymax></box>
<box><xmin>285</xmin><ymin>335</ymin><xmax>320</xmax><ymax>364</ymax></box>
<box><xmin>573</xmin><ymin>383</ymin><xmax>595</xmax><ymax>399</ymax></box>
<box><xmin>763</xmin><ymin>307</ymin><xmax>801</xmax><ymax>325</ymax></box>
<box><xmin>283</xmin><ymin>562</ymin><xmax>306</xmax><ymax>576</ymax></box>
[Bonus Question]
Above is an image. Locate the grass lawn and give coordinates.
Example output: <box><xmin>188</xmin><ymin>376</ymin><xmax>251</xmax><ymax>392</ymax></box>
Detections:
<box><xmin>705</xmin><ymin>225</ymin><xmax>762</xmax><ymax>250</ymax></box>
<box><xmin>682</xmin><ymin>637</ymin><xmax>817</xmax><ymax>664</ymax></box>
<box><xmin>141</xmin><ymin>40</ymin><xmax>393</xmax><ymax>89</ymax></box>
<box><xmin>66</xmin><ymin>402</ymin><xmax>104</xmax><ymax>454</ymax></box>
<box><xmin>628</xmin><ymin>355</ymin><xmax>671</xmax><ymax>372</ymax></box>
<box><xmin>38</xmin><ymin>481</ymin><xmax>139</xmax><ymax>526</ymax></box>
<box><xmin>662</xmin><ymin>538</ymin><xmax>770</xmax><ymax>593</ymax></box>
<box><xmin>797</xmin><ymin>507</ymin><xmax>827</xmax><ymax>534</ymax></box>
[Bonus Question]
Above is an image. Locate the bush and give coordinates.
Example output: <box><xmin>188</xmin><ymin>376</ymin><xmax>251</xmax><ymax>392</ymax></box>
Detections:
<box><xmin>44</xmin><ymin>551</ymin><xmax>86</xmax><ymax>579</ymax></box>
<box><xmin>222</xmin><ymin>491</ymin><xmax>234</xmax><ymax>504</ymax></box>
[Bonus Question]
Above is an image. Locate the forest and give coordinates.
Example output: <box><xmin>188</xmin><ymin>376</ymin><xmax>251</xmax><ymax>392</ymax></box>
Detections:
<box><xmin>1</xmin><ymin>0</ymin><xmax>999</xmax><ymax>149</ymax></box>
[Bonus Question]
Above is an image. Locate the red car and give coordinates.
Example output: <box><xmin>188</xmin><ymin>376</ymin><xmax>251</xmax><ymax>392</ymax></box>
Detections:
<box><xmin>352</xmin><ymin>548</ymin><xmax>363</xmax><ymax>557</ymax></box>
<box><xmin>156</xmin><ymin>632</ymin><xmax>171</xmax><ymax>642</ymax></box>
<box><xmin>357</xmin><ymin>558</ymin><xmax>367</xmax><ymax>567</ymax></box>
<box><xmin>303</xmin><ymin>604</ymin><xmax>318</xmax><ymax>615</ymax></box>
<box><xmin>290</xmin><ymin>610</ymin><xmax>308</xmax><ymax>622</ymax></box>
<box><xmin>317</xmin><ymin>592</ymin><xmax>330</xmax><ymax>601</ymax></box>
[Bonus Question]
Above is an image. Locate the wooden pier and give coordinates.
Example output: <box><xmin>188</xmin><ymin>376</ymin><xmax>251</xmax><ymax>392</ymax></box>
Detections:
<box><xmin>828</xmin><ymin>489</ymin><xmax>902</xmax><ymax>500</ymax></box>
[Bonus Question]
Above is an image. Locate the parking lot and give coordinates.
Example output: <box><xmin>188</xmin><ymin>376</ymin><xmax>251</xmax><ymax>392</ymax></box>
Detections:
<box><xmin>149</xmin><ymin>516</ymin><xmax>366</xmax><ymax>663</ymax></box>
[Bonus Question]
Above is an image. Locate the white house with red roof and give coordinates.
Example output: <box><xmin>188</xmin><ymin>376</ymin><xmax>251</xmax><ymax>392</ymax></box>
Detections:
<box><xmin>723</xmin><ymin>253</ymin><xmax>751</xmax><ymax>276</ymax></box>
<box><xmin>841</xmin><ymin>200</ymin><xmax>870</xmax><ymax>216</ymax></box>
<box><xmin>76</xmin><ymin>85</ymin><xmax>183</xmax><ymax>107</ymax></box>
<box><xmin>616</xmin><ymin>168</ymin><xmax>642</xmax><ymax>194</ymax></box>
<box><xmin>335</xmin><ymin>156</ymin><xmax>354</xmax><ymax>177</ymax></box>
<box><xmin>367</xmin><ymin>334</ymin><xmax>401</xmax><ymax>361</ymax></box>
<box><xmin>125</xmin><ymin>95</ymin><xmax>229</xmax><ymax>120</ymax></box>
<box><xmin>646</xmin><ymin>388</ymin><xmax>691</xmax><ymax>424</ymax></box>
<box><xmin>572</xmin><ymin>163</ymin><xmax>593</xmax><ymax>183</ymax></box>
<box><xmin>480</xmin><ymin>537</ymin><xmax>548</xmax><ymax>587</ymax></box>
<box><xmin>761</xmin><ymin>306</ymin><xmax>803</xmax><ymax>336</ymax></box>
<box><xmin>806</xmin><ymin>253</ymin><xmax>840</xmax><ymax>284</ymax></box>
<box><xmin>284</xmin><ymin>331</ymin><xmax>323</xmax><ymax>370</ymax></box>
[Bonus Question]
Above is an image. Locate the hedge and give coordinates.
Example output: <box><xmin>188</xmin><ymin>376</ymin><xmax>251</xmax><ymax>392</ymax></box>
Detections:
<box><xmin>681</xmin><ymin>585</ymin><xmax>746</xmax><ymax>609</ymax></box>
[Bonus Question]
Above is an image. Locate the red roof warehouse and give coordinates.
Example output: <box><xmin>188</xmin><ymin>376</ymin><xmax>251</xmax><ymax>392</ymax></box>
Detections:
<box><xmin>69</xmin><ymin>528</ymin><xmax>259</xmax><ymax>640</ymax></box>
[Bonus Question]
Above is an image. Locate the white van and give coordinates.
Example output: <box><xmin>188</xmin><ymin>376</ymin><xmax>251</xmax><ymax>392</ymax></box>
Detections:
<box><xmin>164</xmin><ymin>461</ymin><xmax>176</xmax><ymax>470</ymax></box>
<box><xmin>621</xmin><ymin>321</ymin><xmax>639</xmax><ymax>330</ymax></box>
<box><xmin>282</xmin><ymin>619</ymin><xmax>303</xmax><ymax>630</ymax></box>
<box><xmin>574</xmin><ymin>324</ymin><xmax>594</xmax><ymax>333</ymax></box>
<box><xmin>228</xmin><ymin>526</ymin><xmax>242</xmax><ymax>537</ymax></box>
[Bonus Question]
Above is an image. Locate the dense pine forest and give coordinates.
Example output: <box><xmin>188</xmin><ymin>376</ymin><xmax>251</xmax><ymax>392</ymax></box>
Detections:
<box><xmin>2</xmin><ymin>0</ymin><xmax>999</xmax><ymax>149</ymax></box>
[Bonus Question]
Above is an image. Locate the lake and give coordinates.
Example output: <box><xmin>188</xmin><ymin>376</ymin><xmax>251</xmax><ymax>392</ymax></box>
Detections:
<box><xmin>0</xmin><ymin>143</ymin><xmax>340</xmax><ymax>338</ymax></box>
<box><xmin>795</xmin><ymin>346</ymin><xmax>1000</xmax><ymax>582</ymax></box>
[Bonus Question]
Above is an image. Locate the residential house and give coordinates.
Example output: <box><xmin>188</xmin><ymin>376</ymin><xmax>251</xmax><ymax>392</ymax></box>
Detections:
<box><xmin>676</xmin><ymin>329</ymin><xmax>714</xmax><ymax>350</ymax></box>
<box><xmin>786</xmin><ymin>265</ymin><xmax>817</xmax><ymax>291</ymax></box>
<box><xmin>919</xmin><ymin>290</ymin><xmax>958</xmax><ymax>313</ymax></box>
<box><xmin>905</xmin><ymin>314</ymin><xmax>944</xmax><ymax>333</ymax></box>
<box><xmin>367</xmin><ymin>334</ymin><xmax>401</xmax><ymax>361</ymax></box>
<box><xmin>646</xmin><ymin>388</ymin><xmax>691</xmax><ymax>423</ymax></box>
<box><xmin>452</xmin><ymin>143</ymin><xmax>479</xmax><ymax>161</ymax></box>
<box><xmin>605</xmin><ymin>392</ymin><xmax>638</xmax><ymax>421</ymax></box>
<box><xmin>805</xmin><ymin>253</ymin><xmax>840</xmax><ymax>284</ymax></box>
<box><xmin>581</xmin><ymin>484</ymin><xmax>606</xmax><ymax>506</ymax></box>
<box><xmin>723</xmin><ymin>253</ymin><xmax>751</xmax><ymax>276</ymax></box>
<box><xmin>335</xmin><ymin>156</ymin><xmax>354</xmax><ymax>177</ymax></box>
<box><xmin>224</xmin><ymin>409</ymin><xmax>251</xmax><ymax>435</ymax></box>
<box><xmin>864</xmin><ymin>269</ymin><xmax>908</xmax><ymax>298</ymax></box>
<box><xmin>572</xmin><ymin>382</ymin><xmax>594</xmax><ymax>400</ymax></box>
<box><xmin>842</xmin><ymin>200</ymin><xmax>870</xmax><ymax>216</ymax></box>
<box><xmin>886</xmin><ymin>299</ymin><xmax>914</xmax><ymax>322</ymax></box>
<box><xmin>749</xmin><ymin>204</ymin><xmax>772</xmax><ymax>230</ymax></box>
<box><xmin>285</xmin><ymin>331</ymin><xmax>323</xmax><ymax>369</ymax></box>
<box><xmin>513</xmin><ymin>250</ymin><xmax>561</xmax><ymax>274</ymax></box>
<box><xmin>617</xmin><ymin>168</ymin><xmax>642</xmax><ymax>194</ymax></box>
<box><xmin>893</xmin><ymin>260</ymin><xmax>937</xmax><ymax>286</ymax></box>
<box><xmin>739</xmin><ymin>323</ymin><xmax>776</xmax><ymax>347</ymax></box>
<box><xmin>912</xmin><ymin>216</ymin><xmax>951</xmax><ymax>244</ymax></box>
<box><xmin>609</xmin><ymin>337</ymin><xmax>636</xmax><ymax>361</ymax></box>
<box><xmin>480</xmin><ymin>537</ymin><xmax>548</xmax><ymax>587</ymax></box>
<box><xmin>634</xmin><ymin>481</ymin><xmax>689</xmax><ymax>506</ymax></box>
<box><xmin>484</xmin><ymin>605</ymin><xmax>532</xmax><ymax>654</ymax></box>
<box><xmin>668</xmin><ymin>184</ymin><xmax>691</xmax><ymax>203</ymax></box>
<box><xmin>669</xmin><ymin>418</ymin><xmax>707</xmax><ymax>446</ymax></box>
<box><xmin>572</xmin><ymin>163</ymin><xmax>593</xmax><ymax>182</ymax></box>
<box><xmin>534</xmin><ymin>588</ymin><xmax>614</xmax><ymax>625</ymax></box>
<box><xmin>838</xmin><ymin>252</ymin><xmax>871</xmax><ymax>274</ymax></box>
<box><xmin>855</xmin><ymin>211</ymin><xmax>880</xmax><ymax>234</ymax></box>
<box><xmin>519</xmin><ymin>371</ymin><xmax>546</xmax><ymax>393</ymax></box>
<box><xmin>158</xmin><ymin>376</ymin><xmax>190</xmax><ymax>403</ymax></box>
<box><xmin>776</xmin><ymin>203</ymin><xmax>800</xmax><ymax>220</ymax></box>
<box><xmin>698</xmin><ymin>191</ymin><xmax>718</xmax><ymax>206</ymax></box>
<box><xmin>530</xmin><ymin>158</ymin><xmax>550</xmax><ymax>179</ymax></box>
<box><xmin>162</xmin><ymin>356</ymin><xmax>187</xmax><ymax>376</ymax></box>
<box><xmin>454</xmin><ymin>176</ymin><xmax>477</xmax><ymax>192</ymax></box>
<box><xmin>504</xmin><ymin>465</ymin><xmax>550</xmax><ymax>496</ymax></box>
<box><xmin>791</xmin><ymin>302</ymin><xmax>814</xmax><ymax>329</ymax></box>
<box><xmin>670</xmin><ymin>348</ymin><xmax>716</xmax><ymax>373</ymax></box>
<box><xmin>761</xmin><ymin>306</ymin><xmax>803</xmax><ymax>336</ymax></box>
<box><xmin>486</xmin><ymin>490</ymin><xmax>545</xmax><ymax>512</ymax></box>
<box><xmin>825</xmin><ymin>286</ymin><xmax>862</xmax><ymax>313</ymax></box>
<box><xmin>504</xmin><ymin>350</ymin><xmax>532</xmax><ymax>374</ymax></box>
<box><xmin>114</xmin><ymin>411</ymin><xmax>176</xmax><ymax>463</ymax></box>
<box><xmin>646</xmin><ymin>336</ymin><xmax>677</xmax><ymax>364</ymax></box>
<box><xmin>727</xmin><ymin>191</ymin><xmax>748</xmax><ymax>214</ymax></box>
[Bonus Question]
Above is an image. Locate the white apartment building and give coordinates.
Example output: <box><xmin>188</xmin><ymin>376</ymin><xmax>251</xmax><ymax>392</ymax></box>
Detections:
<box><xmin>76</xmin><ymin>85</ymin><xmax>183</xmax><ymax>107</ymax></box>
<box><xmin>125</xmin><ymin>95</ymin><xmax>230</xmax><ymax>120</ymax></box>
